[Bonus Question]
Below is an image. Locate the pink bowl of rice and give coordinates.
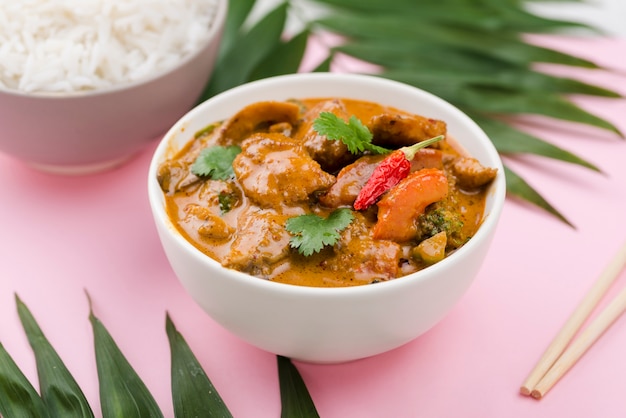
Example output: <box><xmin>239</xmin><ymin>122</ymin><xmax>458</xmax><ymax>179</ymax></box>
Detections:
<box><xmin>0</xmin><ymin>0</ymin><xmax>227</xmax><ymax>174</ymax></box>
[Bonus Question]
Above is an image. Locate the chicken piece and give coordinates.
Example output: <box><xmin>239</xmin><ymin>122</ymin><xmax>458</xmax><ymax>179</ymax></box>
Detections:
<box><xmin>222</xmin><ymin>208</ymin><xmax>292</xmax><ymax>275</ymax></box>
<box><xmin>292</xmin><ymin>99</ymin><xmax>355</xmax><ymax>173</ymax></box>
<box><xmin>319</xmin><ymin>154</ymin><xmax>384</xmax><ymax>208</ymax></box>
<box><xmin>450</xmin><ymin>157</ymin><xmax>497</xmax><ymax>190</ymax></box>
<box><xmin>232</xmin><ymin>132</ymin><xmax>335</xmax><ymax>207</ymax></box>
<box><xmin>332</xmin><ymin>213</ymin><xmax>402</xmax><ymax>281</ymax></box>
<box><xmin>183</xmin><ymin>204</ymin><xmax>233</xmax><ymax>240</ymax></box>
<box><xmin>369</xmin><ymin>113</ymin><xmax>447</xmax><ymax>148</ymax></box>
<box><xmin>336</xmin><ymin>239</ymin><xmax>401</xmax><ymax>281</ymax></box>
<box><xmin>216</xmin><ymin>101</ymin><xmax>300</xmax><ymax>144</ymax></box>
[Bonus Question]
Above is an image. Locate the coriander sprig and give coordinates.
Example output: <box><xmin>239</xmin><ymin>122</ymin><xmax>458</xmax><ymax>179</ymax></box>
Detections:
<box><xmin>285</xmin><ymin>208</ymin><xmax>354</xmax><ymax>256</ymax></box>
<box><xmin>191</xmin><ymin>145</ymin><xmax>241</xmax><ymax>180</ymax></box>
<box><xmin>313</xmin><ymin>112</ymin><xmax>389</xmax><ymax>155</ymax></box>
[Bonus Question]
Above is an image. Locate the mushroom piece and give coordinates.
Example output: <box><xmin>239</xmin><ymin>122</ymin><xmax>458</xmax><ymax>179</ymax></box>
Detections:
<box><xmin>156</xmin><ymin>160</ymin><xmax>200</xmax><ymax>194</ymax></box>
<box><xmin>369</xmin><ymin>113</ymin><xmax>447</xmax><ymax>148</ymax></box>
<box><xmin>216</xmin><ymin>100</ymin><xmax>301</xmax><ymax>145</ymax></box>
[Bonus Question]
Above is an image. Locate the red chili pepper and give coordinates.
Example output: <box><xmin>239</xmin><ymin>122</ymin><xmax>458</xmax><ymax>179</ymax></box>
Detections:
<box><xmin>353</xmin><ymin>135</ymin><xmax>444</xmax><ymax>211</ymax></box>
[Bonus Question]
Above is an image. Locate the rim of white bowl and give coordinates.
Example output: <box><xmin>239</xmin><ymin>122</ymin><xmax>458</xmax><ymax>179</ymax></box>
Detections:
<box><xmin>148</xmin><ymin>72</ymin><xmax>507</xmax><ymax>297</ymax></box>
<box><xmin>0</xmin><ymin>0</ymin><xmax>227</xmax><ymax>99</ymax></box>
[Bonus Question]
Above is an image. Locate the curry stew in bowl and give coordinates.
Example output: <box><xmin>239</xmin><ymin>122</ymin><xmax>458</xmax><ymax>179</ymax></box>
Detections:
<box><xmin>157</xmin><ymin>98</ymin><xmax>497</xmax><ymax>288</ymax></box>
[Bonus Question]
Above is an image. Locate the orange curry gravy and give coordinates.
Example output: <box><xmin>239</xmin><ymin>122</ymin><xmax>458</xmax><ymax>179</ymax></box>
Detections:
<box><xmin>157</xmin><ymin>98</ymin><xmax>497</xmax><ymax>288</ymax></box>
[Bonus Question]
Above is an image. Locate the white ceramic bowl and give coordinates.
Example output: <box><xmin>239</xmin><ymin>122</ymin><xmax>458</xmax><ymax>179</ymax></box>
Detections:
<box><xmin>0</xmin><ymin>0</ymin><xmax>227</xmax><ymax>175</ymax></box>
<box><xmin>148</xmin><ymin>73</ymin><xmax>506</xmax><ymax>363</ymax></box>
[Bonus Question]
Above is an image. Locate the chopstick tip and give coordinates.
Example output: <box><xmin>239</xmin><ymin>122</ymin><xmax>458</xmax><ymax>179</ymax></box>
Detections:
<box><xmin>530</xmin><ymin>390</ymin><xmax>543</xmax><ymax>400</ymax></box>
<box><xmin>519</xmin><ymin>386</ymin><xmax>532</xmax><ymax>396</ymax></box>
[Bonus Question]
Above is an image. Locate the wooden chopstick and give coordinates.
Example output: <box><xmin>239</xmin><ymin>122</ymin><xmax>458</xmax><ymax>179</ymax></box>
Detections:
<box><xmin>531</xmin><ymin>285</ymin><xmax>626</xmax><ymax>398</ymax></box>
<box><xmin>520</xmin><ymin>240</ymin><xmax>626</xmax><ymax>398</ymax></box>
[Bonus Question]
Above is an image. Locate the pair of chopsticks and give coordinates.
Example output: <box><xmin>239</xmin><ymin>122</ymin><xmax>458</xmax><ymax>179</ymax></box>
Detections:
<box><xmin>520</xmin><ymin>240</ymin><xmax>626</xmax><ymax>400</ymax></box>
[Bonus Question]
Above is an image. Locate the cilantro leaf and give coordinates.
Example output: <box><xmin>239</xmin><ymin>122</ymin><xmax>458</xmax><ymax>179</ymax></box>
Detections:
<box><xmin>285</xmin><ymin>208</ymin><xmax>354</xmax><ymax>256</ymax></box>
<box><xmin>313</xmin><ymin>112</ymin><xmax>389</xmax><ymax>155</ymax></box>
<box><xmin>191</xmin><ymin>145</ymin><xmax>241</xmax><ymax>179</ymax></box>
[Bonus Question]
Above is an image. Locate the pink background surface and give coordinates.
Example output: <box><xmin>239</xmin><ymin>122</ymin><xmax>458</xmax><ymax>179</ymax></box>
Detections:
<box><xmin>1</xmin><ymin>35</ymin><xmax>626</xmax><ymax>417</ymax></box>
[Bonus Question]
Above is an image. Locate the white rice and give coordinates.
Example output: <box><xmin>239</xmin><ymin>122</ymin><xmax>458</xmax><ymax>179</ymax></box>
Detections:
<box><xmin>0</xmin><ymin>0</ymin><xmax>220</xmax><ymax>93</ymax></box>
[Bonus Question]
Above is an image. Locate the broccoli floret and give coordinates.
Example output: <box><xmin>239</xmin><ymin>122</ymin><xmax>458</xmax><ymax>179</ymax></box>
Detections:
<box><xmin>417</xmin><ymin>205</ymin><xmax>465</xmax><ymax>248</ymax></box>
<box><xmin>218</xmin><ymin>191</ymin><xmax>238</xmax><ymax>214</ymax></box>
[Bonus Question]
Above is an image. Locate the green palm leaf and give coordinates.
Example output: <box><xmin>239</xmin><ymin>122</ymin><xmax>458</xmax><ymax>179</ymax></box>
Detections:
<box><xmin>166</xmin><ymin>314</ymin><xmax>233</xmax><ymax>418</ymax></box>
<box><xmin>468</xmin><ymin>113</ymin><xmax>600</xmax><ymax>171</ymax></box>
<box><xmin>311</xmin><ymin>0</ymin><xmax>596</xmax><ymax>33</ymax></box>
<box><xmin>312</xmin><ymin>53</ymin><xmax>334</xmax><ymax>72</ymax></box>
<box><xmin>313</xmin><ymin>12</ymin><xmax>601</xmax><ymax>68</ymax></box>
<box><xmin>467</xmin><ymin>3</ymin><xmax>598</xmax><ymax>33</ymax></box>
<box><xmin>249</xmin><ymin>30</ymin><xmax>310</xmax><ymax>81</ymax></box>
<box><xmin>334</xmin><ymin>42</ymin><xmax>620</xmax><ymax>98</ymax></box>
<box><xmin>459</xmin><ymin>87</ymin><xmax>622</xmax><ymax>136</ymax></box>
<box><xmin>16</xmin><ymin>295</ymin><xmax>94</xmax><ymax>418</ymax></box>
<box><xmin>278</xmin><ymin>356</ymin><xmax>320</xmax><ymax>418</ymax></box>
<box><xmin>88</xmin><ymin>296</ymin><xmax>163</xmax><ymax>418</ymax></box>
<box><xmin>219</xmin><ymin>0</ymin><xmax>256</xmax><ymax>59</ymax></box>
<box><xmin>0</xmin><ymin>341</ymin><xmax>49</xmax><ymax>418</ymax></box>
<box><xmin>504</xmin><ymin>165</ymin><xmax>573</xmax><ymax>227</ymax></box>
<box><xmin>200</xmin><ymin>1</ymin><xmax>289</xmax><ymax>101</ymax></box>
